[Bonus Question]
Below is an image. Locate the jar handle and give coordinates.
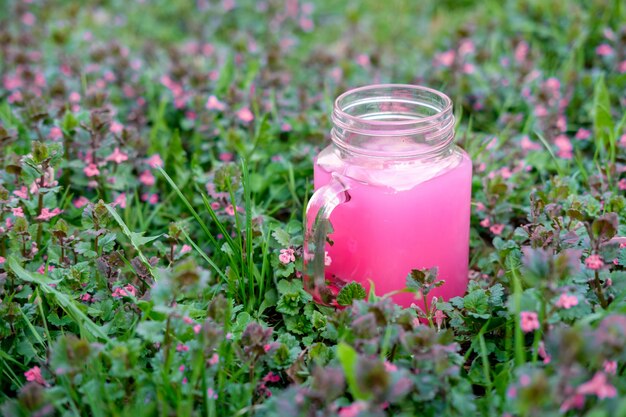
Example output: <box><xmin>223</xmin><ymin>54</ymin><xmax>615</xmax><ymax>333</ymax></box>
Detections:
<box><xmin>303</xmin><ymin>174</ymin><xmax>350</xmax><ymax>305</ymax></box>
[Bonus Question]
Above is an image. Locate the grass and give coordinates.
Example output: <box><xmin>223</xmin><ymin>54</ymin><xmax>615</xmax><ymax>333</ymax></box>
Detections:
<box><xmin>0</xmin><ymin>0</ymin><xmax>626</xmax><ymax>416</ymax></box>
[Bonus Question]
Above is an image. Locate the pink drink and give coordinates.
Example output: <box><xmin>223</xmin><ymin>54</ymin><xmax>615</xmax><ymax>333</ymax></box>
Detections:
<box><xmin>304</xmin><ymin>84</ymin><xmax>472</xmax><ymax>308</ymax></box>
<box><xmin>313</xmin><ymin>142</ymin><xmax>472</xmax><ymax>307</ymax></box>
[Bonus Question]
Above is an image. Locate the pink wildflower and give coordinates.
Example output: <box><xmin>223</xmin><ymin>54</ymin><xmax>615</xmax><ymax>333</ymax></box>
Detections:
<box><xmin>618</xmin><ymin>179</ymin><xmax>626</xmax><ymax>191</ymax></box>
<box><xmin>21</xmin><ymin>12</ymin><xmax>35</xmax><ymax>26</ymax></box>
<box><xmin>48</xmin><ymin>127</ymin><xmax>63</xmax><ymax>140</ymax></box>
<box><xmin>73</xmin><ymin>196</ymin><xmax>89</xmax><ymax>208</ymax></box>
<box><xmin>355</xmin><ymin>54</ymin><xmax>370</xmax><ymax>68</ymax></box>
<box><xmin>575</xmin><ymin>128</ymin><xmax>591</xmax><ymax>140</ymax></box>
<box><xmin>144</xmin><ymin>194</ymin><xmax>158</xmax><ymax>204</ymax></box>
<box><xmin>69</xmin><ymin>91</ymin><xmax>81</xmax><ymax>103</ymax></box>
<box><xmin>490</xmin><ymin>224</ymin><xmax>505</xmax><ymax>235</ymax></box>
<box><xmin>299</xmin><ymin>17</ymin><xmax>314</xmax><ymax>31</ymax></box>
<box><xmin>236</xmin><ymin>107</ymin><xmax>254</xmax><ymax>123</ymax></box>
<box><xmin>180</xmin><ymin>244</ymin><xmax>192</xmax><ymax>255</ymax></box>
<box><xmin>537</xmin><ymin>341</ymin><xmax>551</xmax><ymax>364</ymax></box>
<box><xmin>209</xmin><ymin>353</ymin><xmax>219</xmax><ymax>366</ymax></box>
<box><xmin>206</xmin><ymin>95</ymin><xmax>226</xmax><ymax>111</ymax></box>
<box><xmin>434</xmin><ymin>309</ymin><xmax>446</xmax><ymax>329</ymax></box>
<box><xmin>462</xmin><ymin>63</ymin><xmax>475</xmax><ymax>74</ymax></box>
<box><xmin>83</xmin><ymin>163</ymin><xmax>100</xmax><ymax>177</ymax></box>
<box><xmin>560</xmin><ymin>394</ymin><xmax>585</xmax><ymax>413</ymax></box>
<box><xmin>219</xmin><ymin>152</ymin><xmax>234</xmax><ymax>162</ymax></box>
<box><xmin>36</xmin><ymin>208</ymin><xmax>62</xmax><ymax>221</ymax></box>
<box><xmin>534</xmin><ymin>104</ymin><xmax>548</xmax><ymax>117</ymax></box>
<box><xmin>596</xmin><ymin>44</ymin><xmax>614</xmax><ymax>56</ymax></box>
<box><xmin>146</xmin><ymin>154</ymin><xmax>163</xmax><ymax>168</ymax></box>
<box><xmin>176</xmin><ymin>343</ymin><xmax>189</xmax><ymax>352</ymax></box>
<box><xmin>112</xmin><ymin>284</ymin><xmax>137</xmax><ymax>299</ymax></box>
<box><xmin>520</xmin><ymin>311</ymin><xmax>540</xmax><ymax>333</ymax></box>
<box><xmin>279</xmin><ymin>248</ymin><xmax>296</xmax><ymax>264</ymax></box>
<box><xmin>480</xmin><ymin>218</ymin><xmax>491</xmax><ymax>228</ymax></box>
<box><xmin>207</xmin><ymin>387</ymin><xmax>218</xmax><ymax>400</ymax></box>
<box><xmin>106</xmin><ymin>148</ymin><xmax>128</xmax><ymax>164</ymax></box>
<box><xmin>507</xmin><ymin>386</ymin><xmax>517</xmax><ymax>399</ymax></box>
<box><xmin>24</xmin><ymin>366</ymin><xmax>45</xmax><ymax>385</ymax></box>
<box><xmin>281</xmin><ymin>122</ymin><xmax>292</xmax><ymax>132</ymax></box>
<box><xmin>81</xmin><ymin>293</ymin><xmax>92</xmax><ymax>302</ymax></box>
<box><xmin>139</xmin><ymin>170</ymin><xmax>156</xmax><ymax>186</ymax></box>
<box><xmin>384</xmin><ymin>361</ymin><xmax>398</xmax><ymax>372</ymax></box>
<box><xmin>555</xmin><ymin>134</ymin><xmax>573</xmax><ymax>159</ymax></box>
<box><xmin>179</xmin><ymin>365</ymin><xmax>185</xmax><ymax>372</ymax></box>
<box><xmin>37</xmin><ymin>264</ymin><xmax>55</xmax><ymax>274</ymax></box>
<box><xmin>14</xmin><ymin>187</ymin><xmax>28</xmax><ymax>199</ymax></box>
<box><xmin>603</xmin><ymin>360</ymin><xmax>617</xmax><ymax>375</ymax></box>
<box><xmin>263</xmin><ymin>371</ymin><xmax>280</xmax><ymax>383</ymax></box>
<box><xmin>193</xmin><ymin>324</ymin><xmax>202</xmax><ymax>334</ymax></box>
<box><xmin>585</xmin><ymin>254</ymin><xmax>604</xmax><ymax>270</ymax></box>
<box><xmin>0</xmin><ymin>257</ymin><xmax>5</xmax><ymax>265</ymax></box>
<box><xmin>556</xmin><ymin>115</ymin><xmax>567</xmax><ymax>132</ymax></box>
<box><xmin>109</xmin><ymin>121</ymin><xmax>124</xmax><ymax>134</ymax></box>
<box><xmin>434</xmin><ymin>50</ymin><xmax>455</xmax><ymax>67</ymax></box>
<box><xmin>520</xmin><ymin>374</ymin><xmax>531</xmax><ymax>386</ymax></box>
<box><xmin>12</xmin><ymin>207</ymin><xmax>24</xmax><ymax>218</ymax></box>
<box><xmin>225</xmin><ymin>204</ymin><xmax>236</xmax><ymax>216</ymax></box>
<box><xmin>521</xmin><ymin>135</ymin><xmax>541</xmax><ymax>151</ymax></box>
<box><xmin>556</xmin><ymin>293</ymin><xmax>578</xmax><ymax>309</ymax></box>
<box><xmin>113</xmin><ymin>193</ymin><xmax>127</xmax><ymax>208</ymax></box>
<box><xmin>514</xmin><ymin>41</ymin><xmax>529</xmax><ymax>63</ymax></box>
<box><xmin>338</xmin><ymin>402</ymin><xmax>367</xmax><ymax>417</ymax></box>
<box><xmin>577</xmin><ymin>372</ymin><xmax>616</xmax><ymax>399</ymax></box>
<box><xmin>619</xmin><ymin>60</ymin><xmax>626</xmax><ymax>73</ymax></box>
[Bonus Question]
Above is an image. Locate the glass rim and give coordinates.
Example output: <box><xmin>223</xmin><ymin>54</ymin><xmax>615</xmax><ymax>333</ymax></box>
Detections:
<box><xmin>332</xmin><ymin>83</ymin><xmax>453</xmax><ymax>131</ymax></box>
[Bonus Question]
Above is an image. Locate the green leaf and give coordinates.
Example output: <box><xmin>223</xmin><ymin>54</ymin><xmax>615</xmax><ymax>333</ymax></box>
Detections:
<box><xmin>337</xmin><ymin>343</ymin><xmax>370</xmax><ymax>401</ymax></box>
<box><xmin>216</xmin><ymin>55</ymin><xmax>234</xmax><ymax>96</ymax></box>
<box><xmin>272</xmin><ymin>228</ymin><xmax>291</xmax><ymax>246</ymax></box>
<box><xmin>135</xmin><ymin>321</ymin><xmax>165</xmax><ymax>343</ymax></box>
<box><xmin>62</xmin><ymin>111</ymin><xmax>79</xmax><ymax>132</ymax></box>
<box><xmin>489</xmin><ymin>284</ymin><xmax>505</xmax><ymax>307</ymax></box>
<box><xmin>7</xmin><ymin>257</ymin><xmax>110</xmax><ymax>341</ymax></box>
<box><xmin>276</xmin><ymin>279</ymin><xmax>310</xmax><ymax>315</ymax></box>
<box><xmin>463</xmin><ymin>289</ymin><xmax>490</xmax><ymax>319</ymax></box>
<box><xmin>336</xmin><ymin>282</ymin><xmax>366</xmax><ymax>306</ymax></box>
<box><xmin>591</xmin><ymin>213</ymin><xmax>618</xmax><ymax>242</ymax></box>
<box><xmin>593</xmin><ymin>75</ymin><xmax>613</xmax><ymax>142</ymax></box>
<box><xmin>105</xmin><ymin>204</ymin><xmax>159</xmax><ymax>279</ymax></box>
<box><xmin>405</xmin><ymin>267</ymin><xmax>439</xmax><ymax>295</ymax></box>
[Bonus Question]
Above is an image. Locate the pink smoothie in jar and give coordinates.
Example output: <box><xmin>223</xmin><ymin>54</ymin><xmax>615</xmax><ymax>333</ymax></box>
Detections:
<box><xmin>304</xmin><ymin>84</ymin><xmax>472</xmax><ymax>308</ymax></box>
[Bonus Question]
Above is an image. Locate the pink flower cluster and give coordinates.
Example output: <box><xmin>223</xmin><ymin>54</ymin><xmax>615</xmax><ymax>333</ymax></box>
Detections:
<box><xmin>24</xmin><ymin>366</ymin><xmax>46</xmax><ymax>385</ymax></box>
<box><xmin>520</xmin><ymin>311</ymin><xmax>539</xmax><ymax>333</ymax></box>
<box><xmin>338</xmin><ymin>401</ymin><xmax>367</xmax><ymax>417</ymax></box>
<box><xmin>585</xmin><ymin>254</ymin><xmax>604</xmax><ymax>270</ymax></box>
<box><xmin>555</xmin><ymin>293</ymin><xmax>578</xmax><ymax>309</ymax></box>
<box><xmin>112</xmin><ymin>284</ymin><xmax>137</xmax><ymax>298</ymax></box>
<box><xmin>36</xmin><ymin>208</ymin><xmax>62</xmax><ymax>221</ymax></box>
<box><xmin>279</xmin><ymin>248</ymin><xmax>296</xmax><ymax>264</ymax></box>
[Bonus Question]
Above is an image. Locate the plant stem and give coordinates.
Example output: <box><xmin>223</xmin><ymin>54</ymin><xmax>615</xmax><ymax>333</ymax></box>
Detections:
<box><xmin>36</xmin><ymin>174</ymin><xmax>44</xmax><ymax>246</ymax></box>
<box><xmin>592</xmin><ymin>270</ymin><xmax>608</xmax><ymax>308</ymax></box>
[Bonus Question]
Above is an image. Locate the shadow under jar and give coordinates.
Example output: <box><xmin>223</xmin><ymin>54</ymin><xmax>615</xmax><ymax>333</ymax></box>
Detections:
<box><xmin>304</xmin><ymin>84</ymin><xmax>472</xmax><ymax>308</ymax></box>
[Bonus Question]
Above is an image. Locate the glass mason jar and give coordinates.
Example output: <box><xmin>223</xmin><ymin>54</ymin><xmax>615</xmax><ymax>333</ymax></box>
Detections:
<box><xmin>303</xmin><ymin>84</ymin><xmax>472</xmax><ymax>308</ymax></box>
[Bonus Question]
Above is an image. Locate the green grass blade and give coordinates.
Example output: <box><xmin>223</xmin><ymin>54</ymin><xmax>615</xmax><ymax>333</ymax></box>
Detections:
<box><xmin>7</xmin><ymin>257</ymin><xmax>110</xmax><ymax>342</ymax></box>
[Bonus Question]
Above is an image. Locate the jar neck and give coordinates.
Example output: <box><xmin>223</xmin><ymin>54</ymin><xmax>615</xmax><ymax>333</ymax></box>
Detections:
<box><xmin>331</xmin><ymin>84</ymin><xmax>455</xmax><ymax>160</ymax></box>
